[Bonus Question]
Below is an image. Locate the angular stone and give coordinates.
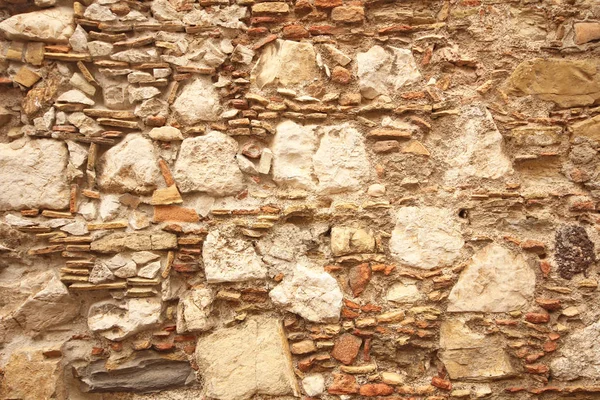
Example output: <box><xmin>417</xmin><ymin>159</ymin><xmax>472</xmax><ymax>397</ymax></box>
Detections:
<box><xmin>13</xmin><ymin>276</ymin><xmax>79</xmax><ymax>332</ymax></box>
<box><xmin>177</xmin><ymin>287</ymin><xmax>214</xmax><ymax>333</ymax></box>
<box><xmin>149</xmin><ymin>126</ymin><xmax>183</xmax><ymax>141</ymax></box>
<box><xmin>387</xmin><ymin>282</ymin><xmax>423</xmax><ymax>304</ymax></box>
<box><xmin>270</xmin><ymin>262</ymin><xmax>343</xmax><ymax>322</ymax></box>
<box><xmin>390</xmin><ymin>206</ymin><xmax>464</xmax><ymax>270</ymax></box>
<box><xmin>440</xmin><ymin>319</ymin><xmax>515</xmax><ymax>381</ymax></box>
<box><xmin>357</xmin><ymin>45</ymin><xmax>421</xmax><ymax>99</ymax></box>
<box><xmin>551</xmin><ymin>319</ymin><xmax>600</xmax><ymax>380</ymax></box>
<box><xmin>302</xmin><ymin>374</ymin><xmax>325</xmax><ymax>397</ymax></box>
<box><xmin>195</xmin><ymin>316</ymin><xmax>299</xmax><ymax>400</ymax></box>
<box><xmin>98</xmin><ymin>134</ymin><xmax>160</xmax><ymax>194</ymax></box>
<box><xmin>90</xmin><ymin>232</ymin><xmax>178</xmax><ymax>253</ymax></box>
<box><xmin>203</xmin><ymin>229</ymin><xmax>267</xmax><ymax>283</ymax></box>
<box><xmin>571</xmin><ymin>115</ymin><xmax>600</xmax><ymax>142</ymax></box>
<box><xmin>77</xmin><ymin>350</ymin><xmax>193</xmax><ymax>392</ymax></box>
<box><xmin>151</xmin><ymin>185</ymin><xmax>183</xmax><ymax>205</ymax></box>
<box><xmin>153</xmin><ymin>205</ymin><xmax>200</xmax><ymax>222</ymax></box>
<box><xmin>331</xmin><ymin>6</ymin><xmax>364</xmax><ymax>23</ymax></box>
<box><xmin>57</xmin><ymin>89</ymin><xmax>95</xmax><ymax>105</ymax></box>
<box><xmin>138</xmin><ymin>260</ymin><xmax>161</xmax><ymax>278</ymax></box>
<box><xmin>447</xmin><ymin>243</ymin><xmax>535</xmax><ymax>312</ymax></box>
<box><xmin>0</xmin><ymin>139</ymin><xmax>69</xmax><ymax>211</ymax></box>
<box><xmin>328</xmin><ymin>373</ymin><xmax>359</xmax><ymax>395</ymax></box>
<box><xmin>507</xmin><ymin>58</ymin><xmax>600</xmax><ymax>108</ymax></box>
<box><xmin>443</xmin><ymin>106</ymin><xmax>513</xmax><ymax>184</ymax></box>
<box><xmin>555</xmin><ymin>225</ymin><xmax>596</xmax><ymax>280</ymax></box>
<box><xmin>575</xmin><ymin>22</ymin><xmax>600</xmax><ymax>45</ymax></box>
<box><xmin>0</xmin><ymin>350</ymin><xmax>61</xmax><ymax>400</ymax></box>
<box><xmin>272</xmin><ymin>120</ymin><xmax>317</xmax><ymax>190</ymax></box>
<box><xmin>331</xmin><ymin>226</ymin><xmax>375</xmax><ymax>256</ymax></box>
<box><xmin>251</xmin><ymin>40</ymin><xmax>319</xmax><ymax>89</ymax></box>
<box><xmin>171</xmin><ymin>77</ymin><xmax>221</xmax><ymax>124</ymax></box>
<box><xmin>313</xmin><ymin>123</ymin><xmax>371</xmax><ymax>194</ymax></box>
<box><xmin>88</xmin><ymin>297</ymin><xmax>162</xmax><ymax>341</ymax></box>
<box><xmin>0</xmin><ymin>7</ymin><xmax>74</xmax><ymax>43</ymax></box>
<box><xmin>89</xmin><ymin>262</ymin><xmax>114</xmax><ymax>284</ymax></box>
<box><xmin>348</xmin><ymin>263</ymin><xmax>371</xmax><ymax>297</ymax></box>
<box><xmin>173</xmin><ymin>132</ymin><xmax>245</xmax><ymax>197</ymax></box>
<box><xmin>252</xmin><ymin>2</ymin><xmax>289</xmax><ymax>13</ymax></box>
<box><xmin>84</xmin><ymin>3</ymin><xmax>117</xmax><ymax>21</ymax></box>
<box><xmin>331</xmin><ymin>333</ymin><xmax>362</xmax><ymax>365</ymax></box>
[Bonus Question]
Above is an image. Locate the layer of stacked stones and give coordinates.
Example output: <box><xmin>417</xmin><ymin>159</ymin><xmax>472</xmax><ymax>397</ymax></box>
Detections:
<box><xmin>1</xmin><ymin>0</ymin><xmax>600</xmax><ymax>399</ymax></box>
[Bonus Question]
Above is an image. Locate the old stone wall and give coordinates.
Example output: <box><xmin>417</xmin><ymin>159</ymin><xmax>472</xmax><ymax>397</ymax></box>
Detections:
<box><xmin>1</xmin><ymin>0</ymin><xmax>600</xmax><ymax>399</ymax></box>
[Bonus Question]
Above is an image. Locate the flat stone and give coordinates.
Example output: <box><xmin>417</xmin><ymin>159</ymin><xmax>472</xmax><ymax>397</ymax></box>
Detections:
<box><xmin>88</xmin><ymin>297</ymin><xmax>162</xmax><ymax>341</ymax></box>
<box><xmin>13</xmin><ymin>276</ymin><xmax>79</xmax><ymax>332</ymax></box>
<box><xmin>447</xmin><ymin>243</ymin><xmax>535</xmax><ymax>312</ymax></box>
<box><xmin>138</xmin><ymin>260</ymin><xmax>162</xmax><ymax>278</ymax></box>
<box><xmin>387</xmin><ymin>282</ymin><xmax>423</xmax><ymax>303</ymax></box>
<box><xmin>195</xmin><ymin>316</ymin><xmax>299</xmax><ymax>400</ymax></box>
<box><xmin>272</xmin><ymin>120</ymin><xmax>318</xmax><ymax>190</ymax></box>
<box><xmin>0</xmin><ymin>139</ymin><xmax>69</xmax><ymax>211</ymax></box>
<box><xmin>551</xmin><ymin>319</ymin><xmax>600</xmax><ymax>380</ymax></box>
<box><xmin>203</xmin><ymin>229</ymin><xmax>267</xmax><ymax>283</ymax></box>
<box><xmin>77</xmin><ymin>350</ymin><xmax>193</xmax><ymax>392</ymax></box>
<box><xmin>252</xmin><ymin>2</ymin><xmax>289</xmax><ymax>13</ymax></box>
<box><xmin>149</xmin><ymin>126</ymin><xmax>183</xmax><ymax>141</ymax></box>
<box><xmin>439</xmin><ymin>319</ymin><xmax>515</xmax><ymax>381</ymax></box>
<box><xmin>511</xmin><ymin>125</ymin><xmax>561</xmax><ymax>146</ymax></box>
<box><xmin>270</xmin><ymin>262</ymin><xmax>343</xmax><ymax>322</ymax></box>
<box><xmin>0</xmin><ymin>7</ymin><xmax>74</xmax><ymax>43</ymax></box>
<box><xmin>57</xmin><ymin>89</ymin><xmax>95</xmax><ymax>105</ymax></box>
<box><xmin>173</xmin><ymin>132</ymin><xmax>245</xmax><ymax>197</ymax></box>
<box><xmin>357</xmin><ymin>45</ymin><xmax>421</xmax><ymax>99</ymax></box>
<box><xmin>90</xmin><ymin>232</ymin><xmax>178</xmax><ymax>253</ymax></box>
<box><xmin>390</xmin><ymin>206</ymin><xmax>464</xmax><ymax>270</ymax></box>
<box><xmin>313</xmin><ymin>123</ymin><xmax>371</xmax><ymax>194</ymax></box>
<box><xmin>177</xmin><ymin>287</ymin><xmax>214</xmax><ymax>333</ymax></box>
<box><xmin>507</xmin><ymin>58</ymin><xmax>600</xmax><ymax>108</ymax></box>
<box><xmin>98</xmin><ymin>134</ymin><xmax>160</xmax><ymax>194</ymax></box>
<box><xmin>251</xmin><ymin>40</ymin><xmax>319</xmax><ymax>89</ymax></box>
<box><xmin>171</xmin><ymin>77</ymin><xmax>222</xmax><ymax>124</ymax></box>
<box><xmin>331</xmin><ymin>333</ymin><xmax>362</xmax><ymax>365</ymax></box>
<box><xmin>571</xmin><ymin>114</ymin><xmax>600</xmax><ymax>142</ymax></box>
<box><xmin>574</xmin><ymin>22</ymin><xmax>600</xmax><ymax>45</ymax></box>
<box><xmin>442</xmin><ymin>106</ymin><xmax>513</xmax><ymax>184</ymax></box>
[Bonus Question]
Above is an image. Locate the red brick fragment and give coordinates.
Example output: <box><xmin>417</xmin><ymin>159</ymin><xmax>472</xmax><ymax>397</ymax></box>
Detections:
<box><xmin>536</xmin><ymin>298</ymin><xmax>561</xmax><ymax>311</ymax></box>
<box><xmin>359</xmin><ymin>383</ymin><xmax>394</xmax><ymax>396</ymax></box>
<box><xmin>283</xmin><ymin>24</ymin><xmax>309</xmax><ymax>39</ymax></box>
<box><xmin>525</xmin><ymin>364</ymin><xmax>549</xmax><ymax>374</ymax></box>
<box><xmin>328</xmin><ymin>373</ymin><xmax>359</xmax><ymax>394</ymax></box>
<box><xmin>525</xmin><ymin>313</ymin><xmax>550</xmax><ymax>324</ymax></box>
<box><xmin>331</xmin><ymin>333</ymin><xmax>362</xmax><ymax>365</ymax></box>
<box><xmin>431</xmin><ymin>376</ymin><xmax>452</xmax><ymax>391</ymax></box>
<box><xmin>348</xmin><ymin>263</ymin><xmax>371</xmax><ymax>297</ymax></box>
<box><xmin>315</xmin><ymin>0</ymin><xmax>342</xmax><ymax>8</ymax></box>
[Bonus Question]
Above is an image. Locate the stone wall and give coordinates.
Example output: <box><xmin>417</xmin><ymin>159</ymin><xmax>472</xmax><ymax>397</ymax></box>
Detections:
<box><xmin>1</xmin><ymin>0</ymin><xmax>600</xmax><ymax>399</ymax></box>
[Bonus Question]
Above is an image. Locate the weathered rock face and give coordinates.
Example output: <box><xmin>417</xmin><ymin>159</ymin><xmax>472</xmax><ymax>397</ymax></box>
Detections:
<box><xmin>571</xmin><ymin>115</ymin><xmax>600</xmax><ymax>142</ymax></box>
<box><xmin>87</xmin><ymin>297</ymin><xmax>162</xmax><ymax>341</ymax></box>
<box><xmin>508</xmin><ymin>58</ymin><xmax>600</xmax><ymax>107</ymax></box>
<box><xmin>0</xmin><ymin>7</ymin><xmax>74</xmax><ymax>43</ymax></box>
<box><xmin>0</xmin><ymin>139</ymin><xmax>69</xmax><ymax>211</ymax></box>
<box><xmin>439</xmin><ymin>319</ymin><xmax>516</xmax><ymax>381</ymax></box>
<box><xmin>90</xmin><ymin>232</ymin><xmax>178</xmax><ymax>252</ymax></box>
<box><xmin>202</xmin><ymin>229</ymin><xmax>267</xmax><ymax>282</ymax></box>
<box><xmin>555</xmin><ymin>225</ymin><xmax>596</xmax><ymax>279</ymax></box>
<box><xmin>97</xmin><ymin>134</ymin><xmax>160</xmax><ymax>194</ymax></box>
<box><xmin>176</xmin><ymin>287</ymin><xmax>214</xmax><ymax>333</ymax></box>
<box><xmin>272</xmin><ymin>120</ymin><xmax>318</xmax><ymax>190</ymax></box>
<box><xmin>390</xmin><ymin>207</ymin><xmax>464</xmax><ymax>270</ymax></box>
<box><xmin>251</xmin><ymin>40</ymin><xmax>319</xmax><ymax>89</ymax></box>
<box><xmin>270</xmin><ymin>262</ymin><xmax>343</xmax><ymax>322</ymax></box>
<box><xmin>173</xmin><ymin>132</ymin><xmax>245</xmax><ymax>196</ymax></box>
<box><xmin>443</xmin><ymin>106</ymin><xmax>513</xmax><ymax>184</ymax></box>
<box><xmin>0</xmin><ymin>349</ymin><xmax>62</xmax><ymax>400</ymax></box>
<box><xmin>13</xmin><ymin>276</ymin><xmax>79</xmax><ymax>331</ymax></box>
<box><xmin>357</xmin><ymin>45</ymin><xmax>421</xmax><ymax>99</ymax></box>
<box><xmin>194</xmin><ymin>316</ymin><xmax>299</xmax><ymax>400</ymax></box>
<box><xmin>448</xmin><ymin>244</ymin><xmax>535</xmax><ymax>312</ymax></box>
<box><xmin>77</xmin><ymin>351</ymin><xmax>194</xmax><ymax>392</ymax></box>
<box><xmin>171</xmin><ymin>77</ymin><xmax>222</xmax><ymax>124</ymax></box>
<box><xmin>551</xmin><ymin>320</ymin><xmax>600</xmax><ymax>380</ymax></box>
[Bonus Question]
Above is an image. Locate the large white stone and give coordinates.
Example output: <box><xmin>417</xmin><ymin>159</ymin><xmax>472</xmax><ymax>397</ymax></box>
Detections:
<box><xmin>313</xmin><ymin>123</ymin><xmax>371</xmax><ymax>194</ymax></box>
<box><xmin>13</xmin><ymin>276</ymin><xmax>79</xmax><ymax>332</ymax></box>
<box><xmin>439</xmin><ymin>319</ymin><xmax>515</xmax><ymax>381</ymax></box>
<box><xmin>0</xmin><ymin>7</ymin><xmax>74</xmax><ymax>43</ymax></box>
<box><xmin>271</xmin><ymin>120</ymin><xmax>317</xmax><ymax>190</ymax></box>
<box><xmin>176</xmin><ymin>287</ymin><xmax>214</xmax><ymax>333</ymax></box>
<box><xmin>171</xmin><ymin>77</ymin><xmax>221</xmax><ymax>124</ymax></box>
<box><xmin>0</xmin><ymin>139</ymin><xmax>69</xmax><ymax>211</ymax></box>
<box><xmin>195</xmin><ymin>316</ymin><xmax>299</xmax><ymax>400</ymax></box>
<box><xmin>447</xmin><ymin>243</ymin><xmax>535</xmax><ymax>312</ymax></box>
<box><xmin>551</xmin><ymin>320</ymin><xmax>600</xmax><ymax>380</ymax></box>
<box><xmin>270</xmin><ymin>262</ymin><xmax>343</xmax><ymax>322</ymax></box>
<box><xmin>357</xmin><ymin>45</ymin><xmax>421</xmax><ymax>99</ymax></box>
<box><xmin>87</xmin><ymin>297</ymin><xmax>162</xmax><ymax>341</ymax></box>
<box><xmin>173</xmin><ymin>132</ymin><xmax>245</xmax><ymax>196</ymax></box>
<box><xmin>390</xmin><ymin>207</ymin><xmax>464</xmax><ymax>270</ymax></box>
<box><xmin>97</xmin><ymin>134</ymin><xmax>160</xmax><ymax>194</ymax></box>
<box><xmin>251</xmin><ymin>39</ymin><xmax>319</xmax><ymax>89</ymax></box>
<box><xmin>202</xmin><ymin>229</ymin><xmax>267</xmax><ymax>283</ymax></box>
<box><xmin>443</xmin><ymin>106</ymin><xmax>513</xmax><ymax>184</ymax></box>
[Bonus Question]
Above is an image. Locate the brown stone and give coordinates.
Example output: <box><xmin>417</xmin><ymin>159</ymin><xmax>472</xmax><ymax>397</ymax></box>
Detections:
<box><xmin>283</xmin><ymin>24</ymin><xmax>310</xmax><ymax>39</ymax></box>
<box><xmin>372</xmin><ymin>140</ymin><xmax>400</xmax><ymax>153</ymax></box>
<box><xmin>339</xmin><ymin>93</ymin><xmax>361</xmax><ymax>106</ymax></box>
<box><xmin>332</xmin><ymin>66</ymin><xmax>352</xmax><ymax>84</ymax></box>
<box><xmin>290</xmin><ymin>339</ymin><xmax>317</xmax><ymax>355</ymax></box>
<box><xmin>348</xmin><ymin>263</ymin><xmax>371</xmax><ymax>297</ymax></box>
<box><xmin>328</xmin><ymin>373</ymin><xmax>359</xmax><ymax>394</ymax></box>
<box><xmin>359</xmin><ymin>383</ymin><xmax>394</xmax><ymax>396</ymax></box>
<box><xmin>536</xmin><ymin>298</ymin><xmax>561</xmax><ymax>311</ymax></box>
<box><xmin>431</xmin><ymin>377</ymin><xmax>452</xmax><ymax>391</ymax></box>
<box><xmin>153</xmin><ymin>205</ymin><xmax>200</xmax><ymax>222</ymax></box>
<box><xmin>331</xmin><ymin>333</ymin><xmax>362</xmax><ymax>365</ymax></box>
<box><xmin>367</xmin><ymin>129</ymin><xmax>411</xmax><ymax>140</ymax></box>
<box><xmin>331</xmin><ymin>6</ymin><xmax>364</xmax><ymax>23</ymax></box>
<box><xmin>13</xmin><ymin>67</ymin><xmax>41</xmax><ymax>88</ymax></box>
<box><xmin>315</xmin><ymin>0</ymin><xmax>342</xmax><ymax>8</ymax></box>
<box><xmin>574</xmin><ymin>22</ymin><xmax>600</xmax><ymax>45</ymax></box>
<box><xmin>151</xmin><ymin>185</ymin><xmax>183</xmax><ymax>205</ymax></box>
<box><xmin>525</xmin><ymin>313</ymin><xmax>550</xmax><ymax>324</ymax></box>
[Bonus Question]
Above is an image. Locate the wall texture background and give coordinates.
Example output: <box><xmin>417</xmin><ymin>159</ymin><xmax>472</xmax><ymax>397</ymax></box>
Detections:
<box><xmin>1</xmin><ymin>0</ymin><xmax>600</xmax><ymax>399</ymax></box>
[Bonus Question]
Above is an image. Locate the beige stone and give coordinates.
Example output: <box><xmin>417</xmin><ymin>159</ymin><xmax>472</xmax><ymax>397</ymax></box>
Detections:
<box><xmin>0</xmin><ymin>350</ymin><xmax>62</xmax><ymax>400</ymax></box>
<box><xmin>0</xmin><ymin>7</ymin><xmax>74</xmax><ymax>43</ymax></box>
<box><xmin>574</xmin><ymin>22</ymin><xmax>600</xmax><ymax>45</ymax></box>
<box><xmin>571</xmin><ymin>115</ymin><xmax>600</xmax><ymax>142</ymax></box>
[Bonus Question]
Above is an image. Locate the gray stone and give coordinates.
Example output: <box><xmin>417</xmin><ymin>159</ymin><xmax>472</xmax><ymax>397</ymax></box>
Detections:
<box><xmin>88</xmin><ymin>298</ymin><xmax>162</xmax><ymax>341</ymax></box>
<box><xmin>551</xmin><ymin>320</ymin><xmax>600</xmax><ymax>380</ymax></box>
<box><xmin>195</xmin><ymin>316</ymin><xmax>299</xmax><ymax>400</ymax></box>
